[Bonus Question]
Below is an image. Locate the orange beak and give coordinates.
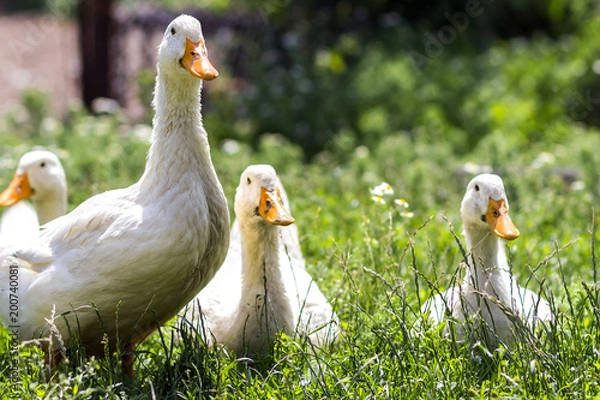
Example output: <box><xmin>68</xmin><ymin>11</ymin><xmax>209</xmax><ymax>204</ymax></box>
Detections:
<box><xmin>181</xmin><ymin>37</ymin><xmax>219</xmax><ymax>80</ymax></box>
<box><xmin>486</xmin><ymin>198</ymin><xmax>520</xmax><ymax>240</ymax></box>
<box><xmin>0</xmin><ymin>173</ymin><xmax>34</xmax><ymax>207</ymax></box>
<box><xmin>259</xmin><ymin>187</ymin><xmax>295</xmax><ymax>226</ymax></box>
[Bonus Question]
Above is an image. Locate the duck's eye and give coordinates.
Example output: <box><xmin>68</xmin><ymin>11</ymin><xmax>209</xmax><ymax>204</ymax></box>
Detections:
<box><xmin>171</xmin><ymin>27</ymin><xmax>176</xmax><ymax>35</ymax></box>
<box><xmin>474</xmin><ymin>184</ymin><xmax>480</xmax><ymax>191</ymax></box>
<box><xmin>247</xmin><ymin>177</ymin><xmax>252</xmax><ymax>185</ymax></box>
<box><xmin>40</xmin><ymin>162</ymin><xmax>46</xmax><ymax>168</ymax></box>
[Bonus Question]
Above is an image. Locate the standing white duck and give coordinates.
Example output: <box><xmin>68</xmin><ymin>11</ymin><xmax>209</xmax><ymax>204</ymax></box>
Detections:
<box><xmin>184</xmin><ymin>165</ymin><xmax>338</xmax><ymax>357</ymax></box>
<box><xmin>422</xmin><ymin>173</ymin><xmax>552</xmax><ymax>347</ymax></box>
<box><xmin>0</xmin><ymin>150</ymin><xmax>67</xmax><ymax>253</ymax></box>
<box><xmin>0</xmin><ymin>14</ymin><xmax>229</xmax><ymax>376</ymax></box>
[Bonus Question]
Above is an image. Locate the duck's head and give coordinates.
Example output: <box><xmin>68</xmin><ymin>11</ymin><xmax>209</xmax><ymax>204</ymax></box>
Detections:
<box><xmin>0</xmin><ymin>150</ymin><xmax>66</xmax><ymax>207</ymax></box>
<box><xmin>235</xmin><ymin>165</ymin><xmax>295</xmax><ymax>227</ymax></box>
<box><xmin>157</xmin><ymin>14</ymin><xmax>218</xmax><ymax>80</ymax></box>
<box><xmin>460</xmin><ymin>173</ymin><xmax>520</xmax><ymax>240</ymax></box>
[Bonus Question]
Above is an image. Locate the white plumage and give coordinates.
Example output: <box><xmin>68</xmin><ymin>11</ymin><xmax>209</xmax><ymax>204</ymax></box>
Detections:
<box><xmin>183</xmin><ymin>165</ymin><xmax>338</xmax><ymax>356</ymax></box>
<box><xmin>0</xmin><ymin>150</ymin><xmax>67</xmax><ymax>253</ymax></box>
<box><xmin>422</xmin><ymin>173</ymin><xmax>552</xmax><ymax>347</ymax></box>
<box><xmin>0</xmin><ymin>15</ymin><xmax>229</xmax><ymax>374</ymax></box>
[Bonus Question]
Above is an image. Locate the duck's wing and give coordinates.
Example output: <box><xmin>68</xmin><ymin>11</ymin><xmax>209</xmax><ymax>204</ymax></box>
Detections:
<box><xmin>275</xmin><ymin>176</ymin><xmax>305</xmax><ymax>270</ymax></box>
<box><xmin>511</xmin><ymin>281</ymin><xmax>553</xmax><ymax>323</ymax></box>
<box><xmin>297</xmin><ymin>274</ymin><xmax>339</xmax><ymax>346</ymax></box>
<box><xmin>279</xmin><ymin>224</ymin><xmax>305</xmax><ymax>270</ymax></box>
<box><xmin>281</xmin><ymin>256</ymin><xmax>338</xmax><ymax>346</ymax></box>
<box><xmin>7</xmin><ymin>188</ymin><xmax>137</xmax><ymax>273</ymax></box>
<box><xmin>421</xmin><ymin>287</ymin><xmax>462</xmax><ymax>325</ymax></box>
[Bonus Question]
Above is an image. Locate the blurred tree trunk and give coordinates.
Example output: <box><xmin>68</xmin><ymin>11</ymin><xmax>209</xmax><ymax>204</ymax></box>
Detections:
<box><xmin>77</xmin><ymin>0</ymin><xmax>113</xmax><ymax>109</ymax></box>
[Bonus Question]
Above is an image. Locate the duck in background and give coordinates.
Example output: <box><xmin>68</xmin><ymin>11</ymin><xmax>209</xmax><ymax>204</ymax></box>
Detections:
<box><xmin>0</xmin><ymin>14</ymin><xmax>229</xmax><ymax>377</ymax></box>
<box><xmin>183</xmin><ymin>165</ymin><xmax>339</xmax><ymax>357</ymax></box>
<box><xmin>422</xmin><ymin>173</ymin><xmax>553</xmax><ymax>348</ymax></box>
<box><xmin>0</xmin><ymin>150</ymin><xmax>67</xmax><ymax>253</ymax></box>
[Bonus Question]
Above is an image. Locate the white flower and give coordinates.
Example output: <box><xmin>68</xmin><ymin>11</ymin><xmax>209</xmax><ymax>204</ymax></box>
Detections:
<box><xmin>400</xmin><ymin>211</ymin><xmax>414</xmax><ymax>218</ymax></box>
<box><xmin>571</xmin><ymin>181</ymin><xmax>585</xmax><ymax>191</ymax></box>
<box><xmin>221</xmin><ymin>139</ymin><xmax>240</xmax><ymax>155</ymax></box>
<box><xmin>371</xmin><ymin>195</ymin><xmax>386</xmax><ymax>205</ymax></box>
<box><xmin>394</xmin><ymin>198</ymin><xmax>409</xmax><ymax>208</ymax></box>
<box><xmin>355</xmin><ymin>146</ymin><xmax>369</xmax><ymax>158</ymax></box>
<box><xmin>370</xmin><ymin>182</ymin><xmax>394</xmax><ymax>196</ymax></box>
<box><xmin>531</xmin><ymin>152</ymin><xmax>555</xmax><ymax>169</ymax></box>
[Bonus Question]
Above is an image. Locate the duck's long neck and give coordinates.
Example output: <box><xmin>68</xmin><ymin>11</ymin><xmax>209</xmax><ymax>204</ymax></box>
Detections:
<box><xmin>139</xmin><ymin>71</ymin><xmax>217</xmax><ymax>196</ymax></box>
<box><xmin>136</xmin><ymin>69</ymin><xmax>229</xmax><ymax>296</ymax></box>
<box><xmin>34</xmin><ymin>190</ymin><xmax>67</xmax><ymax>225</ymax></box>
<box><xmin>239</xmin><ymin>219</ymin><xmax>292</xmax><ymax>326</ymax></box>
<box><xmin>463</xmin><ymin>224</ymin><xmax>512</xmax><ymax>302</ymax></box>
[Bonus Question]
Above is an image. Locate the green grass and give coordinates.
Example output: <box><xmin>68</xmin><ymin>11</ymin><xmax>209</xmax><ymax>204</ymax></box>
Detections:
<box><xmin>1</xmin><ymin>105</ymin><xmax>600</xmax><ymax>398</ymax></box>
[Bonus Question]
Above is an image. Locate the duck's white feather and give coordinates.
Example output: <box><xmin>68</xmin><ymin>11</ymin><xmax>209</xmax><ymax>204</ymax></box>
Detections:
<box><xmin>275</xmin><ymin>179</ymin><xmax>305</xmax><ymax>270</ymax></box>
<box><xmin>184</xmin><ymin>165</ymin><xmax>337</xmax><ymax>356</ymax></box>
<box><xmin>422</xmin><ymin>173</ymin><xmax>552</xmax><ymax>346</ymax></box>
<box><xmin>0</xmin><ymin>150</ymin><xmax>66</xmax><ymax>254</ymax></box>
<box><xmin>0</xmin><ymin>15</ymin><xmax>229</xmax><ymax>357</ymax></box>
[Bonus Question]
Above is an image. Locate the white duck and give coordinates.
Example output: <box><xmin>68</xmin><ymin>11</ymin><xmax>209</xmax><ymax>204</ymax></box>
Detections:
<box><xmin>0</xmin><ymin>14</ymin><xmax>229</xmax><ymax>375</ymax></box>
<box><xmin>184</xmin><ymin>165</ymin><xmax>338</xmax><ymax>356</ymax></box>
<box><xmin>422</xmin><ymin>173</ymin><xmax>553</xmax><ymax>347</ymax></box>
<box><xmin>0</xmin><ymin>150</ymin><xmax>67</xmax><ymax>253</ymax></box>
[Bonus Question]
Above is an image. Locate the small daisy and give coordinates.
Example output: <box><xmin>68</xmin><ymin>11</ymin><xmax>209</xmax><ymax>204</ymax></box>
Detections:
<box><xmin>400</xmin><ymin>211</ymin><xmax>414</xmax><ymax>218</ymax></box>
<box><xmin>371</xmin><ymin>195</ymin><xmax>386</xmax><ymax>205</ymax></box>
<box><xmin>394</xmin><ymin>198</ymin><xmax>409</xmax><ymax>208</ymax></box>
<box><xmin>370</xmin><ymin>182</ymin><xmax>394</xmax><ymax>196</ymax></box>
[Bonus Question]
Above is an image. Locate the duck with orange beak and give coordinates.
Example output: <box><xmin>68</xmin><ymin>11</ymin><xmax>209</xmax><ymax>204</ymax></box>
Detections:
<box><xmin>421</xmin><ymin>173</ymin><xmax>553</xmax><ymax>348</ymax></box>
<box><xmin>182</xmin><ymin>165</ymin><xmax>339</xmax><ymax>357</ymax></box>
<box><xmin>0</xmin><ymin>150</ymin><xmax>66</xmax><ymax>253</ymax></box>
<box><xmin>0</xmin><ymin>15</ymin><xmax>229</xmax><ymax>378</ymax></box>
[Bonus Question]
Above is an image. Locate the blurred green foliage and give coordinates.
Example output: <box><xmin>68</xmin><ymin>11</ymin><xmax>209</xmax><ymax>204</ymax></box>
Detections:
<box><xmin>178</xmin><ymin>0</ymin><xmax>600</xmax><ymax>158</ymax></box>
<box><xmin>13</xmin><ymin>0</ymin><xmax>600</xmax><ymax>157</ymax></box>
